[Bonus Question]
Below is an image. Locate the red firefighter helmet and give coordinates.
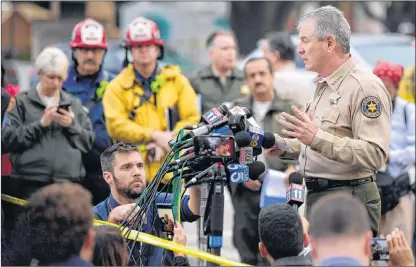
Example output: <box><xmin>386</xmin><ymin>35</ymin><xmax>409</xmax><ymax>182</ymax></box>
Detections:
<box><xmin>69</xmin><ymin>18</ymin><xmax>108</xmax><ymax>49</ymax></box>
<box><xmin>124</xmin><ymin>17</ymin><xmax>164</xmax><ymax>47</ymax></box>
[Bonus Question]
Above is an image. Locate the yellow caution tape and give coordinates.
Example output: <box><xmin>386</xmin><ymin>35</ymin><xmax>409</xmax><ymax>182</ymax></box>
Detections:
<box><xmin>1</xmin><ymin>194</ymin><xmax>251</xmax><ymax>266</ymax></box>
<box><xmin>1</xmin><ymin>194</ymin><xmax>28</xmax><ymax>206</ymax></box>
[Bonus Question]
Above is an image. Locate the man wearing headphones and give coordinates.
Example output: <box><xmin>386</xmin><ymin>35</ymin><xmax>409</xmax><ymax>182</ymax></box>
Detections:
<box><xmin>102</xmin><ymin>17</ymin><xmax>200</xmax><ymax>191</ymax></box>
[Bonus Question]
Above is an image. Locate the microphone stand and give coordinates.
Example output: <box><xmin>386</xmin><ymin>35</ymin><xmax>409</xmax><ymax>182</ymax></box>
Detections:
<box><xmin>197</xmin><ymin>181</ymin><xmax>210</xmax><ymax>266</ymax></box>
<box><xmin>195</xmin><ymin>163</ymin><xmax>226</xmax><ymax>266</ymax></box>
<box><xmin>207</xmin><ymin>163</ymin><xmax>226</xmax><ymax>266</ymax></box>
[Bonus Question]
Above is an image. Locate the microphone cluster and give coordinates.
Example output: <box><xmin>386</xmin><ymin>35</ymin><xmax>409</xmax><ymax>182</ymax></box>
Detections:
<box><xmin>166</xmin><ymin>104</ymin><xmax>277</xmax><ymax>187</ymax></box>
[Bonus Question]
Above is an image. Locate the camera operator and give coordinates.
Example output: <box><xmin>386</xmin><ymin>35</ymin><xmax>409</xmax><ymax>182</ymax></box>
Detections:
<box><xmin>258</xmin><ymin>204</ymin><xmax>312</xmax><ymax>266</ymax></box>
<box><xmin>308</xmin><ymin>193</ymin><xmax>373</xmax><ymax>266</ymax></box>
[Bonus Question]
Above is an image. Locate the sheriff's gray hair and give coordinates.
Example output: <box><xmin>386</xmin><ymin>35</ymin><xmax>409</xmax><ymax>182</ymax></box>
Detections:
<box><xmin>35</xmin><ymin>47</ymin><xmax>69</xmax><ymax>80</ymax></box>
<box><xmin>297</xmin><ymin>5</ymin><xmax>351</xmax><ymax>53</ymax></box>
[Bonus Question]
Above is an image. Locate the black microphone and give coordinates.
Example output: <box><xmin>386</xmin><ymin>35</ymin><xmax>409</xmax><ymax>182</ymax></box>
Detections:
<box><xmin>234</xmin><ymin>131</ymin><xmax>252</xmax><ymax>147</ymax></box>
<box><xmin>247</xmin><ymin>161</ymin><xmax>266</xmax><ymax>181</ymax></box>
<box><xmin>184</xmin><ymin>163</ymin><xmax>218</xmax><ymax>187</ymax></box>
<box><xmin>286</xmin><ymin>172</ymin><xmax>305</xmax><ymax>211</ymax></box>
<box><xmin>262</xmin><ymin>132</ymin><xmax>276</xmax><ymax>149</ymax></box>
<box><xmin>182</xmin><ymin>118</ymin><xmax>229</xmax><ymax>140</ymax></box>
<box><xmin>253</xmin><ymin>147</ymin><xmax>262</xmax><ymax>157</ymax></box>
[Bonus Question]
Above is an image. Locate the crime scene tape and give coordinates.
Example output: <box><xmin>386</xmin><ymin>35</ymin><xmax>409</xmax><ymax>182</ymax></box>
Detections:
<box><xmin>1</xmin><ymin>193</ymin><xmax>251</xmax><ymax>266</ymax></box>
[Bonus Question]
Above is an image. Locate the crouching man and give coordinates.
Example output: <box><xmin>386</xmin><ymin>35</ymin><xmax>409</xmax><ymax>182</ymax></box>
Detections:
<box><xmin>93</xmin><ymin>142</ymin><xmax>200</xmax><ymax>266</ymax></box>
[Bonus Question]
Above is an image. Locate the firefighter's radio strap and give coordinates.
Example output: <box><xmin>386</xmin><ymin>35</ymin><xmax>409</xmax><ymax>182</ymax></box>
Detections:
<box><xmin>128</xmin><ymin>67</ymin><xmax>162</xmax><ymax>121</ymax></box>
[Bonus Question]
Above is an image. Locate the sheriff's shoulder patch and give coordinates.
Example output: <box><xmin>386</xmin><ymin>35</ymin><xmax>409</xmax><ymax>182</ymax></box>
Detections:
<box><xmin>361</xmin><ymin>96</ymin><xmax>381</xmax><ymax>118</ymax></box>
<box><xmin>6</xmin><ymin>97</ymin><xmax>16</xmax><ymax>112</ymax></box>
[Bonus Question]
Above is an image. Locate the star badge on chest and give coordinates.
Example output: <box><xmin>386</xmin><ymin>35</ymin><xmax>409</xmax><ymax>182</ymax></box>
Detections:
<box><xmin>329</xmin><ymin>92</ymin><xmax>341</xmax><ymax>105</ymax></box>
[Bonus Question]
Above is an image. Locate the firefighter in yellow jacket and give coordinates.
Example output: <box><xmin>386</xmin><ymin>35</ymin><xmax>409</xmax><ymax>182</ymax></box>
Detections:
<box><xmin>102</xmin><ymin>17</ymin><xmax>200</xmax><ymax>189</ymax></box>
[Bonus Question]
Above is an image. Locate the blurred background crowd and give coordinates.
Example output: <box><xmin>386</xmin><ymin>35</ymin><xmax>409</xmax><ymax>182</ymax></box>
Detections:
<box><xmin>1</xmin><ymin>1</ymin><xmax>415</xmax><ymax>89</ymax></box>
<box><xmin>1</xmin><ymin>1</ymin><xmax>415</xmax><ymax>266</ymax></box>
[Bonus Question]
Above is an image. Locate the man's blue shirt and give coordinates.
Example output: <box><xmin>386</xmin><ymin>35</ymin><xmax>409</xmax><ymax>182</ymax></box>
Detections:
<box><xmin>63</xmin><ymin>66</ymin><xmax>114</xmax><ymax>171</ymax></box>
<box><xmin>93</xmin><ymin>192</ymin><xmax>199</xmax><ymax>266</ymax></box>
<box><xmin>318</xmin><ymin>256</ymin><xmax>365</xmax><ymax>266</ymax></box>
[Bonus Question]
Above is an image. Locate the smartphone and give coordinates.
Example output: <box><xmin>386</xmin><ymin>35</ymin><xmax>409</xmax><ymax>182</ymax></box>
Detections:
<box><xmin>156</xmin><ymin>203</ymin><xmax>174</xmax><ymax>240</ymax></box>
<box><xmin>57</xmin><ymin>100</ymin><xmax>71</xmax><ymax>114</ymax></box>
<box><xmin>157</xmin><ymin>203</ymin><xmax>174</xmax><ymax>221</ymax></box>
<box><xmin>193</xmin><ymin>135</ymin><xmax>235</xmax><ymax>160</ymax></box>
<box><xmin>371</xmin><ymin>238</ymin><xmax>389</xmax><ymax>261</ymax></box>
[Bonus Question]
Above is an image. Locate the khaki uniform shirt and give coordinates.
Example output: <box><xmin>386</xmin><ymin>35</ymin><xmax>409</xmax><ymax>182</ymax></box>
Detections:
<box><xmin>282</xmin><ymin>57</ymin><xmax>392</xmax><ymax>180</ymax></box>
<box><xmin>189</xmin><ymin>65</ymin><xmax>248</xmax><ymax>114</ymax></box>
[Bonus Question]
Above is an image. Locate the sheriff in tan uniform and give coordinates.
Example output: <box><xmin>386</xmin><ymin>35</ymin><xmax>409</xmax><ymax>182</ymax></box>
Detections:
<box><xmin>281</xmin><ymin>56</ymin><xmax>392</xmax><ymax>234</ymax></box>
<box><xmin>267</xmin><ymin>6</ymin><xmax>393</xmax><ymax>236</ymax></box>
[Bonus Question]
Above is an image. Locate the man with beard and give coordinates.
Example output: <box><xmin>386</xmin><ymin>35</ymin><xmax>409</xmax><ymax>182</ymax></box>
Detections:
<box><xmin>93</xmin><ymin>142</ymin><xmax>200</xmax><ymax>266</ymax></box>
<box><xmin>64</xmin><ymin>18</ymin><xmax>115</xmax><ymax>205</ymax></box>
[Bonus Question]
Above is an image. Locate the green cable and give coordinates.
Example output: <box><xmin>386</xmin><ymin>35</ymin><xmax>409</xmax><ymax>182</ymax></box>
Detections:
<box><xmin>172</xmin><ymin>129</ymin><xmax>184</xmax><ymax>221</ymax></box>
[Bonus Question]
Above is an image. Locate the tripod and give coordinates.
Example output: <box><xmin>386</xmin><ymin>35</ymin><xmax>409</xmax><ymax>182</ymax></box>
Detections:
<box><xmin>196</xmin><ymin>163</ymin><xmax>227</xmax><ymax>266</ymax></box>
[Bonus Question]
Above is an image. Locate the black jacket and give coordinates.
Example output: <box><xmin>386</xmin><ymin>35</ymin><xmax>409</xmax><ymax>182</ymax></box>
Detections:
<box><xmin>1</xmin><ymin>87</ymin><xmax>94</xmax><ymax>182</ymax></box>
<box><xmin>1</xmin><ymin>87</ymin><xmax>11</xmax><ymax>155</ymax></box>
<box><xmin>172</xmin><ymin>256</ymin><xmax>190</xmax><ymax>266</ymax></box>
<box><xmin>272</xmin><ymin>255</ymin><xmax>313</xmax><ymax>266</ymax></box>
<box><xmin>1</xmin><ymin>87</ymin><xmax>11</xmax><ymax>124</ymax></box>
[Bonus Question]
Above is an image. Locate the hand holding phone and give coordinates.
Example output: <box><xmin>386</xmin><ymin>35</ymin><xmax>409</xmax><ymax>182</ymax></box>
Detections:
<box><xmin>386</xmin><ymin>228</ymin><xmax>415</xmax><ymax>266</ymax></box>
<box><xmin>57</xmin><ymin>100</ymin><xmax>71</xmax><ymax>115</ymax></box>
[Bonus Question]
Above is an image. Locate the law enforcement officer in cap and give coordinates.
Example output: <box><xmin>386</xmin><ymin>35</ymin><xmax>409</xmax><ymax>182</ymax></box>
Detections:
<box><xmin>264</xmin><ymin>6</ymin><xmax>392</xmax><ymax>236</ymax></box>
<box><xmin>189</xmin><ymin>30</ymin><xmax>248</xmax><ymax>113</ymax></box>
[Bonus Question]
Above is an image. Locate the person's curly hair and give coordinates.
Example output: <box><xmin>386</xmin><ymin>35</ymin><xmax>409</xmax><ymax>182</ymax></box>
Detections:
<box><xmin>9</xmin><ymin>182</ymin><xmax>94</xmax><ymax>265</ymax></box>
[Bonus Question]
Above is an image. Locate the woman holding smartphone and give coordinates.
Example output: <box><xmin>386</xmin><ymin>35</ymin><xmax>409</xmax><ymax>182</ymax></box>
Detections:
<box><xmin>1</xmin><ymin>47</ymin><xmax>94</xmax><ymax>235</ymax></box>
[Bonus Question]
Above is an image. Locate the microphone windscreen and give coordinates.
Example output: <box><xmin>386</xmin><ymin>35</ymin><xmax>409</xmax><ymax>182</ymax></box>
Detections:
<box><xmin>289</xmin><ymin>172</ymin><xmax>303</xmax><ymax>185</ymax></box>
<box><xmin>253</xmin><ymin>147</ymin><xmax>262</xmax><ymax>156</ymax></box>
<box><xmin>262</xmin><ymin>132</ymin><xmax>276</xmax><ymax>149</ymax></box>
<box><xmin>218</xmin><ymin>104</ymin><xmax>229</xmax><ymax>115</ymax></box>
<box><xmin>247</xmin><ymin>161</ymin><xmax>266</xmax><ymax>180</ymax></box>
<box><xmin>234</xmin><ymin>131</ymin><xmax>252</xmax><ymax>147</ymax></box>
